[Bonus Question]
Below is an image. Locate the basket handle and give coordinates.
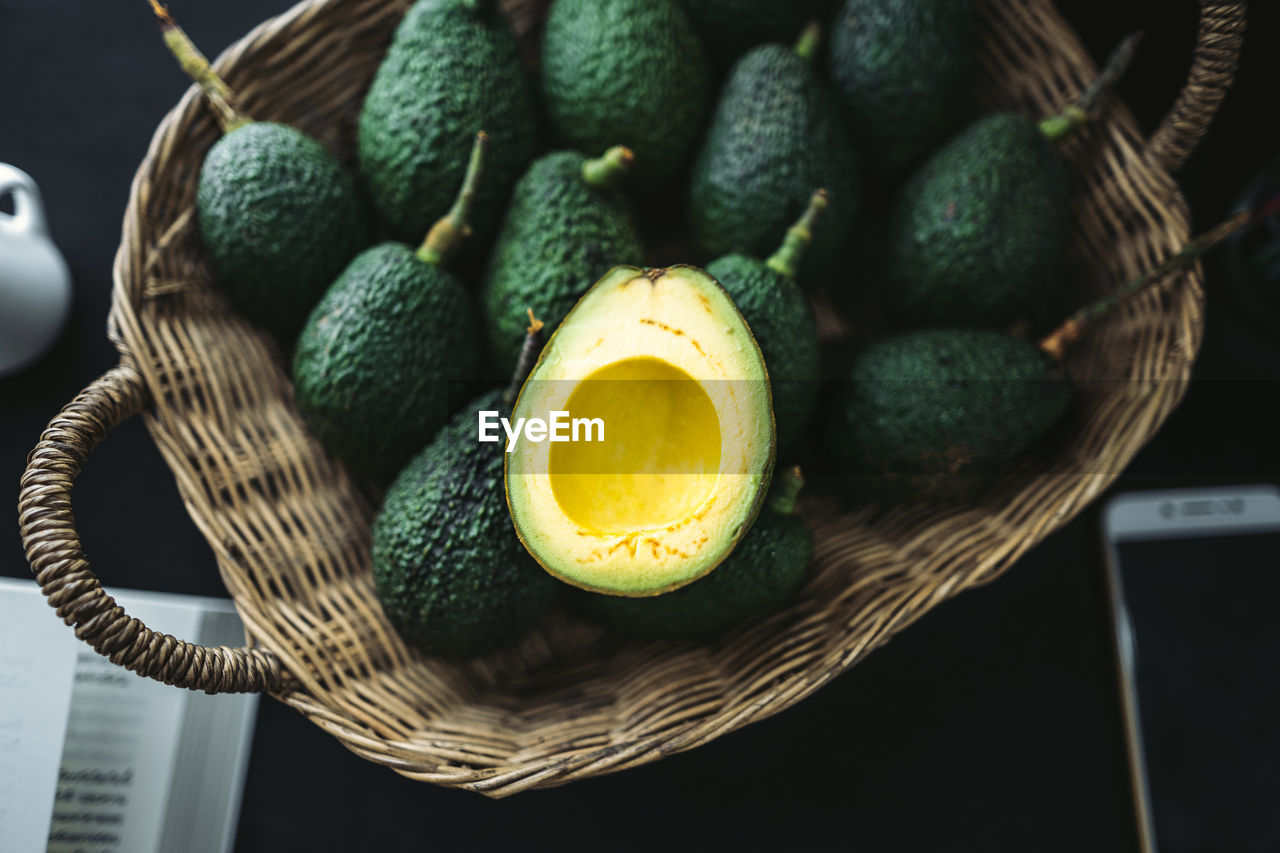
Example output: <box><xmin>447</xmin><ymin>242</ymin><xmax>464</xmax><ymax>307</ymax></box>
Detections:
<box><xmin>1144</xmin><ymin>1</ymin><xmax>1246</xmax><ymax>174</ymax></box>
<box><xmin>18</xmin><ymin>363</ymin><xmax>286</xmax><ymax>694</ymax></box>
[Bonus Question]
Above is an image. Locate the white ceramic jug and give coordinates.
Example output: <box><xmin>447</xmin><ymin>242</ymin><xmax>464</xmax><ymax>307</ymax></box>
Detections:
<box><xmin>0</xmin><ymin>163</ymin><xmax>73</xmax><ymax>377</ymax></box>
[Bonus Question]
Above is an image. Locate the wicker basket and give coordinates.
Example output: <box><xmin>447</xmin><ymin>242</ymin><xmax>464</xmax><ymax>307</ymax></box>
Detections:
<box><xmin>19</xmin><ymin>0</ymin><xmax>1244</xmax><ymax>796</ymax></box>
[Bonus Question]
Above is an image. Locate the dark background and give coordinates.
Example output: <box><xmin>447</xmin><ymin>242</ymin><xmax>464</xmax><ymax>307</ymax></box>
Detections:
<box><xmin>3</xmin><ymin>1</ymin><xmax>1278</xmax><ymax>849</ymax></box>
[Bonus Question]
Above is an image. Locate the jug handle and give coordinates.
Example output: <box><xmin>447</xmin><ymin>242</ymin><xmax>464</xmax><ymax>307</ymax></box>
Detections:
<box><xmin>0</xmin><ymin>162</ymin><xmax>50</xmax><ymax>237</ymax></box>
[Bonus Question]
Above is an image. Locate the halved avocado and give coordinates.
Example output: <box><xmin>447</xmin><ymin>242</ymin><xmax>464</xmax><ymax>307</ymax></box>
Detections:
<box><xmin>506</xmin><ymin>265</ymin><xmax>775</xmax><ymax>597</ymax></box>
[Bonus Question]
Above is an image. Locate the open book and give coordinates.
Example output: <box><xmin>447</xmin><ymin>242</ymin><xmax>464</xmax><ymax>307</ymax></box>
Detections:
<box><xmin>0</xmin><ymin>578</ymin><xmax>258</xmax><ymax>853</ymax></box>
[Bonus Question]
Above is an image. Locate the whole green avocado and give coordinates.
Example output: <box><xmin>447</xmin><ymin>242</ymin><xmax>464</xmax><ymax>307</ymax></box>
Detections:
<box><xmin>677</xmin><ymin>0</ymin><xmax>829</xmax><ymax>68</ymax></box>
<box><xmin>358</xmin><ymin>0</ymin><xmax>537</xmax><ymax>245</ymax></box>
<box><xmin>292</xmin><ymin>245</ymin><xmax>480</xmax><ymax>481</ymax></box>
<box><xmin>687</xmin><ymin>33</ymin><xmax>859</xmax><ymax>286</ymax></box>
<box><xmin>481</xmin><ymin>147</ymin><xmax>644</xmax><ymax>371</ymax></box>
<box><xmin>885</xmin><ymin>112</ymin><xmax>1069</xmax><ymax>328</ymax></box>
<box><xmin>293</xmin><ymin>136</ymin><xmax>489</xmax><ymax>482</ymax></box>
<box><xmin>372</xmin><ymin>389</ymin><xmax>558</xmax><ymax>659</ymax></box>
<box><xmin>540</xmin><ymin>0</ymin><xmax>711</xmax><ymax>187</ymax></box>
<box><xmin>585</xmin><ymin>470</ymin><xmax>811</xmax><ymax>641</ymax></box>
<box><xmin>706</xmin><ymin>191</ymin><xmax>827</xmax><ymax>452</ymax></box>
<box><xmin>827</xmin><ymin>0</ymin><xmax>976</xmax><ymax>177</ymax></box>
<box><xmin>823</xmin><ymin>328</ymin><xmax>1072</xmax><ymax>500</ymax></box>
<box><xmin>152</xmin><ymin>6</ymin><xmax>366</xmax><ymax>339</ymax></box>
<box><xmin>197</xmin><ymin>120</ymin><xmax>365</xmax><ymax>340</ymax></box>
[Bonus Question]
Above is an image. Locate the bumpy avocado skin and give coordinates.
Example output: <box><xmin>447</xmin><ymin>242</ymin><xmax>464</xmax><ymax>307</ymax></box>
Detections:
<box><xmin>372</xmin><ymin>390</ymin><xmax>558</xmax><ymax>659</ymax></box>
<box><xmin>827</xmin><ymin>0</ymin><xmax>976</xmax><ymax>177</ymax></box>
<box><xmin>540</xmin><ymin>0</ymin><xmax>710</xmax><ymax>187</ymax></box>
<box><xmin>824</xmin><ymin>329</ymin><xmax>1072</xmax><ymax>499</ymax></box>
<box><xmin>706</xmin><ymin>254</ymin><xmax>820</xmax><ymax>452</ymax></box>
<box><xmin>885</xmin><ymin>112</ymin><xmax>1069</xmax><ymax>327</ymax></box>
<box><xmin>292</xmin><ymin>244</ymin><xmax>481</xmax><ymax>482</ymax></box>
<box><xmin>587</xmin><ymin>509</ymin><xmax>811</xmax><ymax>640</ymax></box>
<box><xmin>196</xmin><ymin>122</ymin><xmax>366</xmax><ymax>337</ymax></box>
<box><xmin>357</xmin><ymin>0</ymin><xmax>537</xmax><ymax>245</ymax></box>
<box><xmin>687</xmin><ymin>45</ymin><xmax>859</xmax><ymax>286</ymax></box>
<box><xmin>482</xmin><ymin>151</ymin><xmax>644</xmax><ymax>370</ymax></box>
<box><xmin>677</xmin><ymin>0</ymin><xmax>828</xmax><ymax>68</ymax></box>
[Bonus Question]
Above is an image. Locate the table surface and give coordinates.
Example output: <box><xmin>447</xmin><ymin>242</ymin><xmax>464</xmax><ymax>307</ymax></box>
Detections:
<box><xmin>4</xmin><ymin>1</ymin><xmax>1278</xmax><ymax>849</ymax></box>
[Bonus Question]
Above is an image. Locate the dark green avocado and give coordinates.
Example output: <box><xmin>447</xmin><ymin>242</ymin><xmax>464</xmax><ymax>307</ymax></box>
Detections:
<box><xmin>687</xmin><ymin>34</ymin><xmax>859</xmax><ymax>286</ymax></box>
<box><xmin>677</xmin><ymin>0</ymin><xmax>829</xmax><ymax>68</ymax></box>
<box><xmin>540</xmin><ymin>0</ymin><xmax>711</xmax><ymax>187</ymax></box>
<box><xmin>585</xmin><ymin>469</ymin><xmax>812</xmax><ymax>641</ymax></box>
<box><xmin>291</xmin><ymin>244</ymin><xmax>480</xmax><ymax>481</ymax></box>
<box><xmin>481</xmin><ymin>147</ymin><xmax>644</xmax><ymax>371</ymax></box>
<box><xmin>827</xmin><ymin>0</ymin><xmax>976</xmax><ymax>177</ymax></box>
<box><xmin>823</xmin><ymin>328</ymin><xmax>1072</xmax><ymax>500</ymax></box>
<box><xmin>357</xmin><ymin>0</ymin><xmax>537</xmax><ymax>246</ymax></box>
<box><xmin>293</xmin><ymin>134</ymin><xmax>489</xmax><ymax>482</ymax></box>
<box><xmin>884</xmin><ymin>112</ymin><xmax>1070</xmax><ymax>328</ymax></box>
<box><xmin>197</xmin><ymin>122</ymin><xmax>366</xmax><ymax>338</ymax></box>
<box><xmin>372</xmin><ymin>389</ymin><xmax>558</xmax><ymax>658</ymax></box>
<box><xmin>152</xmin><ymin>4</ymin><xmax>366</xmax><ymax>339</ymax></box>
<box><xmin>706</xmin><ymin>190</ymin><xmax>826</xmax><ymax>452</ymax></box>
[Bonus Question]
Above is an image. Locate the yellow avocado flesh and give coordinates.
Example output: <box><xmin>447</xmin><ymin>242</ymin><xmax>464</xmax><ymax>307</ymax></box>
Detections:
<box><xmin>549</xmin><ymin>357</ymin><xmax>721</xmax><ymax>532</ymax></box>
<box><xmin>507</xmin><ymin>265</ymin><xmax>775</xmax><ymax>597</ymax></box>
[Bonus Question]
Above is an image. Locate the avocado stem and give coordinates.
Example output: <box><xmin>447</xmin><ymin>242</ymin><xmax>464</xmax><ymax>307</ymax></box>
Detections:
<box><xmin>1039</xmin><ymin>31</ymin><xmax>1142</xmax><ymax>143</ymax></box>
<box><xmin>793</xmin><ymin>21</ymin><xmax>822</xmax><ymax>63</ymax></box>
<box><xmin>417</xmin><ymin>131</ymin><xmax>490</xmax><ymax>267</ymax></box>
<box><xmin>581</xmin><ymin>146</ymin><xmax>636</xmax><ymax>190</ymax></box>
<box><xmin>768</xmin><ymin>466</ymin><xmax>805</xmax><ymax>516</ymax></box>
<box><xmin>766</xmin><ymin>189</ymin><xmax>830</xmax><ymax>279</ymax></box>
<box><xmin>1039</xmin><ymin>192</ymin><xmax>1280</xmax><ymax>360</ymax></box>
<box><xmin>149</xmin><ymin>0</ymin><xmax>252</xmax><ymax>133</ymax></box>
<box><xmin>504</xmin><ymin>309</ymin><xmax>545</xmax><ymax>406</ymax></box>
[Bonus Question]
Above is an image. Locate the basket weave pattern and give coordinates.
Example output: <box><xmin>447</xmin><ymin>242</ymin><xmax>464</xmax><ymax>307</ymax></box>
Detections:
<box><xmin>19</xmin><ymin>0</ymin><xmax>1244</xmax><ymax>795</ymax></box>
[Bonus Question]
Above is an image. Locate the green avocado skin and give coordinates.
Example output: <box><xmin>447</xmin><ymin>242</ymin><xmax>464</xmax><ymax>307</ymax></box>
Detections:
<box><xmin>585</xmin><ymin>508</ymin><xmax>812</xmax><ymax>641</ymax></box>
<box><xmin>677</xmin><ymin>0</ymin><xmax>828</xmax><ymax>68</ymax></box>
<box><xmin>540</xmin><ymin>0</ymin><xmax>710</xmax><ymax>187</ymax></box>
<box><xmin>482</xmin><ymin>151</ymin><xmax>644</xmax><ymax>370</ymax></box>
<box><xmin>885</xmin><ymin>112</ymin><xmax>1069</xmax><ymax>327</ymax></box>
<box><xmin>292</xmin><ymin>244</ymin><xmax>481</xmax><ymax>482</ymax></box>
<box><xmin>706</xmin><ymin>254</ymin><xmax>820</xmax><ymax>453</ymax></box>
<box><xmin>828</xmin><ymin>0</ymin><xmax>976</xmax><ymax>177</ymax></box>
<box><xmin>687</xmin><ymin>44</ymin><xmax>859</xmax><ymax>286</ymax></box>
<box><xmin>357</xmin><ymin>0</ymin><xmax>538</xmax><ymax>245</ymax></box>
<box><xmin>371</xmin><ymin>390</ymin><xmax>558</xmax><ymax>659</ymax></box>
<box><xmin>823</xmin><ymin>328</ymin><xmax>1072</xmax><ymax>499</ymax></box>
<box><xmin>196</xmin><ymin>122</ymin><xmax>366</xmax><ymax>337</ymax></box>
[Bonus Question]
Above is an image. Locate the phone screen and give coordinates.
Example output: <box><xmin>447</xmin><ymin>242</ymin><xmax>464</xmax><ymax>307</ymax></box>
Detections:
<box><xmin>1115</xmin><ymin>531</ymin><xmax>1280</xmax><ymax>851</ymax></box>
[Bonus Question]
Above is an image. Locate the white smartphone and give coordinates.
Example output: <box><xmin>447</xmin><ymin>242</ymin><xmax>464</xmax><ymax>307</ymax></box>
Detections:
<box><xmin>1101</xmin><ymin>485</ymin><xmax>1280</xmax><ymax>852</ymax></box>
